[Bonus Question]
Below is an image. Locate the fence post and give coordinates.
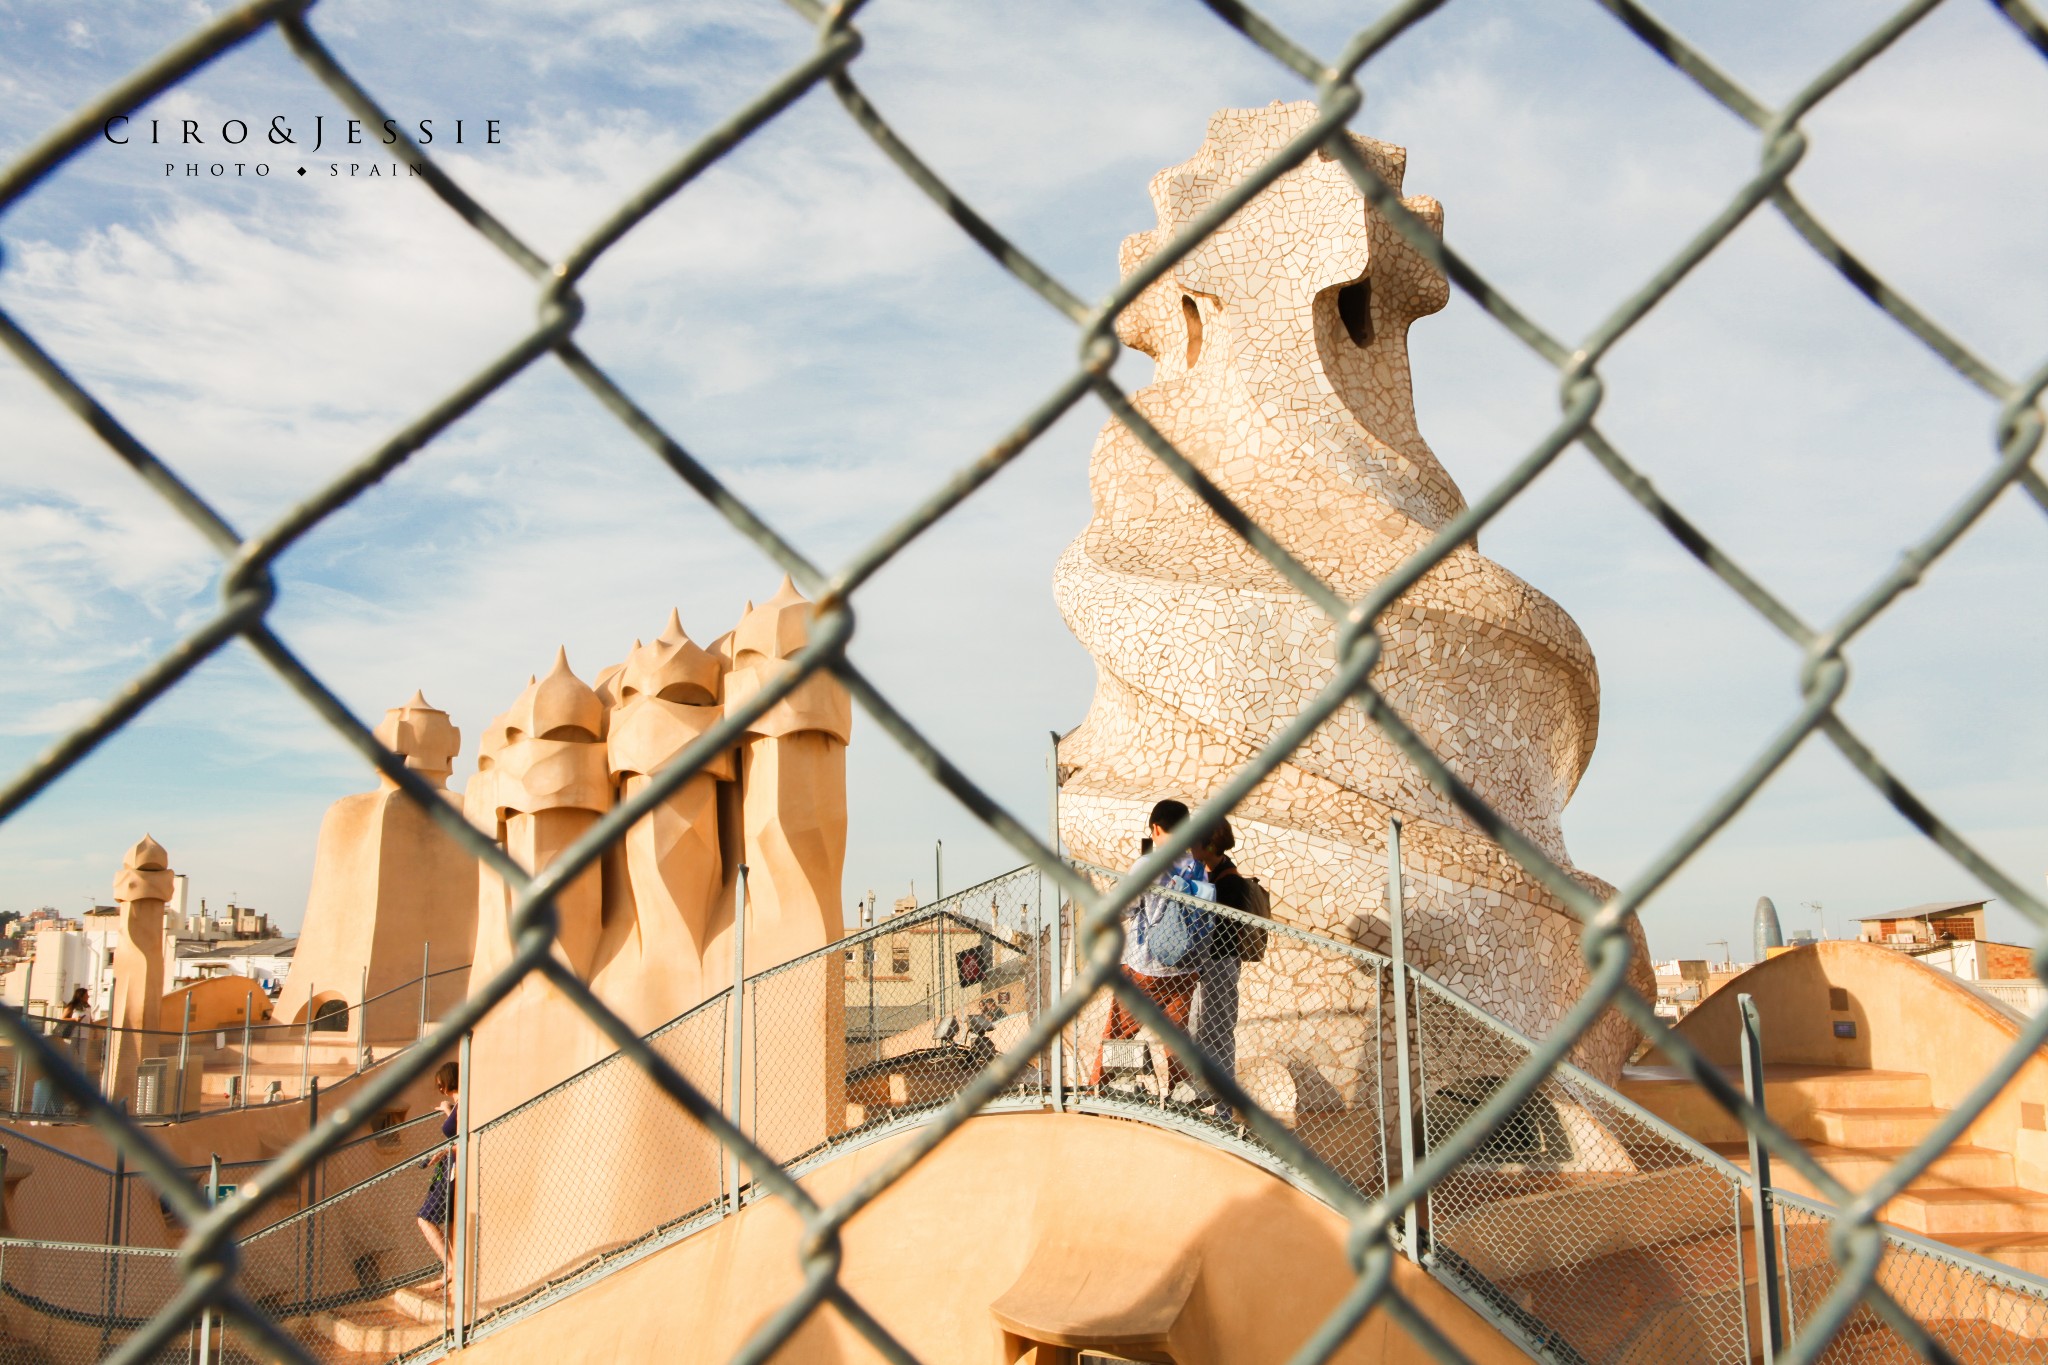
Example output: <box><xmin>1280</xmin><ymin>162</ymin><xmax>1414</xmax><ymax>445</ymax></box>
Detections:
<box><xmin>109</xmin><ymin>1114</ymin><xmax>125</xmax><ymax>1241</ymax></box>
<box><xmin>101</xmin><ymin>1101</ymin><xmax>128</xmax><ymax>1357</ymax></box>
<box><xmin>356</xmin><ymin>966</ymin><xmax>368</xmax><ymax>1072</ymax></box>
<box><xmin>238</xmin><ymin>1015</ymin><xmax>251</xmax><ymax>1110</ymax></box>
<box><xmin>1389</xmin><ymin>816</ymin><xmax>1419</xmax><ymax>1261</ymax></box>
<box><xmin>175</xmin><ymin>994</ymin><xmax>193</xmax><ymax>1121</ymax></box>
<box><xmin>1046</xmin><ymin>730</ymin><xmax>1064</xmax><ymax>1113</ymax></box>
<box><xmin>864</xmin><ymin>936</ymin><xmax>877</xmax><ymax>1074</ymax></box>
<box><xmin>419</xmin><ymin>943</ymin><xmax>431</xmax><ymax>1041</ymax></box>
<box><xmin>1740</xmin><ymin>994</ymin><xmax>1784</xmax><ymax>1362</ymax></box>
<box><xmin>302</xmin><ymin>1076</ymin><xmax>318</xmax><ymax>1314</ymax></box>
<box><xmin>299</xmin><ymin>999</ymin><xmax>311</xmax><ymax>1102</ymax></box>
<box><xmin>307</xmin><ymin>1076</ymin><xmax>320</xmax><ymax>1195</ymax></box>
<box><xmin>726</xmin><ymin>864</ymin><xmax>750</xmax><ymax>1217</ymax></box>
<box><xmin>199</xmin><ymin>1152</ymin><xmax>219</xmax><ymax>1364</ymax></box>
<box><xmin>452</xmin><ymin>1029</ymin><xmax>473</xmax><ymax>1349</ymax></box>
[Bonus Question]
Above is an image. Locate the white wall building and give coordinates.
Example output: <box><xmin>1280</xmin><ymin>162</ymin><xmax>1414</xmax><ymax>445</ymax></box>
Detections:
<box><xmin>1</xmin><ymin>921</ymin><xmax>118</xmax><ymax>1017</ymax></box>
<box><xmin>172</xmin><ymin>938</ymin><xmax>296</xmax><ymax>993</ymax></box>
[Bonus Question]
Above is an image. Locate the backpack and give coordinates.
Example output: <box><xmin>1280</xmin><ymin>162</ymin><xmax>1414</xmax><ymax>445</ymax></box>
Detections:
<box><xmin>1234</xmin><ymin>876</ymin><xmax>1274</xmax><ymax>962</ymax></box>
<box><xmin>1147</xmin><ymin>892</ymin><xmax>1211</xmax><ymax>970</ymax></box>
<box><xmin>1145</xmin><ymin>862</ymin><xmax>1213</xmax><ymax>970</ymax></box>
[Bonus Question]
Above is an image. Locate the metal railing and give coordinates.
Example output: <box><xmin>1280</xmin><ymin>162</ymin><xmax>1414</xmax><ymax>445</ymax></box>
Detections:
<box><xmin>0</xmin><ymin>963</ymin><xmax>468</xmax><ymax>1127</ymax></box>
<box><xmin>4</xmin><ymin>865</ymin><xmax>2048</xmax><ymax>1362</ymax></box>
<box><xmin>1</xmin><ymin>0</ymin><xmax>2045</xmax><ymax>1361</ymax></box>
<box><xmin>0</xmin><ymin>1109</ymin><xmax>445</xmax><ymax>1259</ymax></box>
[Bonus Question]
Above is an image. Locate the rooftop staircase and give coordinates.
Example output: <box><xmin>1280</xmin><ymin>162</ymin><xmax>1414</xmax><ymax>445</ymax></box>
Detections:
<box><xmin>1620</xmin><ymin>1061</ymin><xmax>2048</xmax><ymax>1275</ymax></box>
<box><xmin>294</xmin><ymin>1282</ymin><xmax>449</xmax><ymax>1359</ymax></box>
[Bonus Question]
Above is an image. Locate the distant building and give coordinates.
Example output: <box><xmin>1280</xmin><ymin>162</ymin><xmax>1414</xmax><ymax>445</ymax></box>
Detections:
<box><xmin>1753</xmin><ymin>896</ymin><xmax>1784</xmax><ymax>960</ymax></box>
<box><xmin>1856</xmin><ymin>899</ymin><xmax>1988</xmax><ymax>947</ymax></box>
<box><xmin>173</xmin><ymin>937</ymin><xmax>296</xmax><ymax>992</ymax></box>
<box><xmin>845</xmin><ymin>912</ymin><xmax>1027</xmax><ymax>1064</ymax></box>
<box><xmin>1652</xmin><ymin>959</ymin><xmax>1707</xmax><ymax>1019</ymax></box>
<box><xmin>0</xmin><ymin>916</ymin><xmax>120</xmax><ymax>1017</ymax></box>
<box><xmin>1915</xmin><ymin>938</ymin><xmax>2032</xmax><ymax>982</ymax></box>
<box><xmin>1653</xmin><ymin>957</ymin><xmax>1759</xmax><ymax>1021</ymax></box>
<box><xmin>1852</xmin><ymin>899</ymin><xmax>2039</xmax><ymax>1013</ymax></box>
<box><xmin>21</xmin><ymin>907</ymin><xmax>70</xmax><ymax>934</ymax></box>
<box><xmin>171</xmin><ymin>899</ymin><xmax>273</xmax><ymax>944</ymax></box>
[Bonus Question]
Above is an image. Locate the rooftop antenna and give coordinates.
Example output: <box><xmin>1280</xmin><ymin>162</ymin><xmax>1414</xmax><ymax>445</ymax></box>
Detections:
<box><xmin>1801</xmin><ymin>900</ymin><xmax>1826</xmax><ymax>941</ymax></box>
<box><xmin>1707</xmin><ymin>939</ymin><xmax>1730</xmax><ymax>969</ymax></box>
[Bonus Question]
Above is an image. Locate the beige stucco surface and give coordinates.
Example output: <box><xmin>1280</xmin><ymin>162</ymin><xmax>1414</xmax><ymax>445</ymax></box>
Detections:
<box><xmin>1664</xmin><ymin>939</ymin><xmax>2048</xmax><ymax>1167</ymax></box>
<box><xmin>277</xmin><ymin>693</ymin><xmax>475</xmax><ymax>1032</ymax></box>
<box><xmin>465</xmin><ymin>585</ymin><xmax>851</xmax><ymax>1130</ymax></box>
<box><xmin>454</xmin><ymin>1111</ymin><xmax>1523</xmax><ymax>1365</ymax></box>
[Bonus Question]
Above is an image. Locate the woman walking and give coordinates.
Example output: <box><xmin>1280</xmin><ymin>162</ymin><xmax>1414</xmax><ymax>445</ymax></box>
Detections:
<box><xmin>415</xmin><ymin>1061</ymin><xmax>460</xmax><ymax>1293</ymax></box>
<box><xmin>1092</xmin><ymin>799</ymin><xmax>1212</xmax><ymax>1098</ymax></box>
<box><xmin>57</xmin><ymin>987</ymin><xmax>90</xmax><ymax>1057</ymax></box>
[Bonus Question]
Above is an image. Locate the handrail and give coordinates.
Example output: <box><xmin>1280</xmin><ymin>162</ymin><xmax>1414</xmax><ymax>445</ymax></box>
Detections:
<box><xmin>355</xmin><ymin>961</ymin><xmax>473</xmax><ymax>1013</ymax></box>
<box><xmin>716</xmin><ymin>869</ymin><xmax>1043</xmax><ymax>995</ymax></box>
<box><xmin>0</xmin><ymin>959</ymin><xmax>478</xmax><ymax>1130</ymax></box>
<box><xmin>1404</xmin><ymin>965</ymin><xmax>1754</xmax><ymax>1186</ymax></box>
<box><xmin>476</xmin><ymin>985</ymin><xmax>735</xmax><ymax>1134</ymax></box>
<box><xmin>243</xmin><ymin>1135</ymin><xmax>431</xmax><ymax>1239</ymax></box>
<box><xmin>1069</xmin><ymin>855</ymin><xmax>1396</xmax><ymax>969</ymax></box>
<box><xmin>1772</xmin><ymin>1185</ymin><xmax>2048</xmax><ymax>1297</ymax></box>
<box><xmin>7</xmin><ymin>862</ymin><xmax>2044</xmax><ymax>1362</ymax></box>
<box><xmin>7</xmin><ymin>960</ymin><xmax>473</xmax><ymax>1041</ymax></box>
<box><xmin>0</xmin><ymin>1121</ymin><xmax>118</xmax><ymax>1175</ymax></box>
<box><xmin>209</xmin><ymin>1107</ymin><xmax>446</xmax><ymax>1186</ymax></box>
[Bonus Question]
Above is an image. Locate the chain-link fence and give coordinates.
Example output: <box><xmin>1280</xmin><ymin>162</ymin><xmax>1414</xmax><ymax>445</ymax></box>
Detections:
<box><xmin>0</xmin><ymin>963</ymin><xmax>469</xmax><ymax>1126</ymax></box>
<box><xmin>3</xmin><ymin>865</ymin><xmax>2048</xmax><ymax>1361</ymax></box>
<box><xmin>3</xmin><ymin>0</ymin><xmax>2047</xmax><ymax>1361</ymax></box>
<box><xmin>0</xmin><ymin>1242</ymin><xmax>191</xmax><ymax>1365</ymax></box>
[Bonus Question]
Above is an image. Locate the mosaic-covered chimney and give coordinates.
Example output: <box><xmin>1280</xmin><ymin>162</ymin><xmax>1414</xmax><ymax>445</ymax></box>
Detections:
<box><xmin>1053</xmin><ymin>101</ymin><xmax>1651</xmax><ymax>1081</ymax></box>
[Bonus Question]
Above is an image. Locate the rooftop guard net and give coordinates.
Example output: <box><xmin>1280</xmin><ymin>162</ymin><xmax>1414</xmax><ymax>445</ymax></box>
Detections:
<box><xmin>1</xmin><ymin>0</ymin><xmax>2046</xmax><ymax>1361</ymax></box>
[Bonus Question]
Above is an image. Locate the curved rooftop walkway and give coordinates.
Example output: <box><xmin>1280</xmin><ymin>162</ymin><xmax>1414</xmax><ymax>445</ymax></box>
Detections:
<box><xmin>1</xmin><ymin>869</ymin><xmax>2045</xmax><ymax>1363</ymax></box>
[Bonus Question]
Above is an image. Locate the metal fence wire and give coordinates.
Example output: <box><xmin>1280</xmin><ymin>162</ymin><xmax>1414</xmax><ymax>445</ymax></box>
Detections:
<box><xmin>1</xmin><ymin>0</ymin><xmax>2046</xmax><ymax>1362</ymax></box>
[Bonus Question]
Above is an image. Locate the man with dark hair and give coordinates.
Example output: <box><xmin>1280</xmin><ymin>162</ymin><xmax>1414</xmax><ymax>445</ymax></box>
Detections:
<box><xmin>1190</xmin><ymin>818</ymin><xmax>1249</xmax><ymax>1119</ymax></box>
<box><xmin>1092</xmin><ymin>798</ymin><xmax>1211</xmax><ymax>1099</ymax></box>
<box><xmin>1148</xmin><ymin>798</ymin><xmax>1190</xmax><ymax>832</ymax></box>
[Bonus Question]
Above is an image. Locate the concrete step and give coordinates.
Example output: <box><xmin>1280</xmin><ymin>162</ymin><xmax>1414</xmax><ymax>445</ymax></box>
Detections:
<box><xmin>1760</xmin><ymin>1067</ymin><xmax>1933</xmax><ymax>1112</ymax></box>
<box><xmin>1884</xmin><ymin>1186</ymin><xmax>2048</xmax><ymax>1237</ymax></box>
<box><xmin>1940</xmin><ymin>1231</ymin><xmax>2048</xmax><ymax>1276</ymax></box>
<box><xmin>389</xmin><ymin>1284</ymin><xmax>450</xmax><ymax>1325</ymax></box>
<box><xmin>1618</xmin><ymin>1064</ymin><xmax>1933</xmax><ymax>1144</ymax></box>
<box><xmin>1812</xmin><ymin>1106</ymin><xmax>1947</xmax><ymax>1148</ymax></box>
<box><xmin>1713</xmin><ymin>1142</ymin><xmax>2014</xmax><ymax>1196</ymax></box>
<box><xmin>305</xmin><ymin>1302</ymin><xmax>443</xmax><ymax>1356</ymax></box>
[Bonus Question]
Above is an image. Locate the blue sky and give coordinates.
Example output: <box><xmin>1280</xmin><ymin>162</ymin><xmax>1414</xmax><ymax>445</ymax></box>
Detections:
<box><xmin>1</xmin><ymin>0</ymin><xmax>2044</xmax><ymax>961</ymax></box>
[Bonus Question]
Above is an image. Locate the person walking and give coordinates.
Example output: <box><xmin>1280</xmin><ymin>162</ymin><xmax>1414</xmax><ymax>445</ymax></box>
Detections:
<box><xmin>1190</xmin><ymin>819</ymin><xmax>1249</xmax><ymax>1120</ymax></box>
<box><xmin>415</xmin><ymin>1061</ymin><xmax>461</xmax><ymax>1294</ymax></box>
<box><xmin>1091</xmin><ymin>799</ymin><xmax>1212</xmax><ymax>1099</ymax></box>
<box><xmin>57</xmin><ymin>987</ymin><xmax>89</xmax><ymax>1053</ymax></box>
